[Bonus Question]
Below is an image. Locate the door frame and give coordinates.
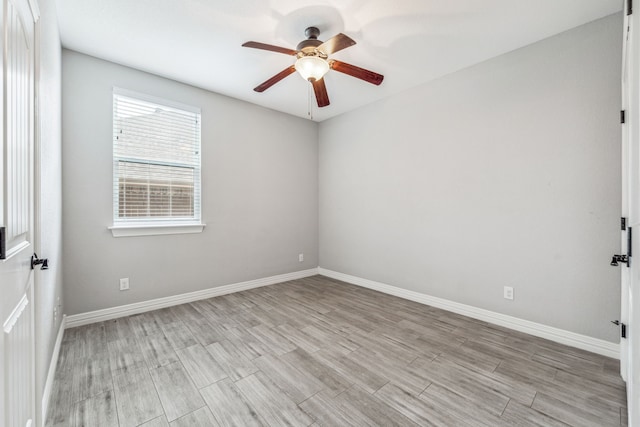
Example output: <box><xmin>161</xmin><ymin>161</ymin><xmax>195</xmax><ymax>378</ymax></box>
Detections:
<box><xmin>623</xmin><ymin>0</ymin><xmax>640</xmax><ymax>424</ymax></box>
<box><xmin>621</xmin><ymin>0</ymin><xmax>633</xmax><ymax>384</ymax></box>
<box><xmin>30</xmin><ymin>0</ymin><xmax>43</xmax><ymax>423</ymax></box>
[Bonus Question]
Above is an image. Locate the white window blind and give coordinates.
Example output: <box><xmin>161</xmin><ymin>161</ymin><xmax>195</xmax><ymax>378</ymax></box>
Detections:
<box><xmin>113</xmin><ymin>90</ymin><xmax>201</xmax><ymax>225</ymax></box>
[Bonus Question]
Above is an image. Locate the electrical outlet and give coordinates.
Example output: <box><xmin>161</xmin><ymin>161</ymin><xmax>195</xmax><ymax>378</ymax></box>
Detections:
<box><xmin>299</xmin><ymin>253</ymin><xmax>304</xmax><ymax>262</ymax></box>
<box><xmin>120</xmin><ymin>278</ymin><xmax>130</xmax><ymax>291</ymax></box>
<box><xmin>504</xmin><ymin>286</ymin><xmax>514</xmax><ymax>300</ymax></box>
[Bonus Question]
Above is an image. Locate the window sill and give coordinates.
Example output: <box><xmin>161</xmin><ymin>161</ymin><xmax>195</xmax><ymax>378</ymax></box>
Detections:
<box><xmin>109</xmin><ymin>223</ymin><xmax>205</xmax><ymax>237</ymax></box>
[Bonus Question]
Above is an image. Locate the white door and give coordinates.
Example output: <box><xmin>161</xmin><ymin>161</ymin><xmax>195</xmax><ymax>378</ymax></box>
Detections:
<box><xmin>623</xmin><ymin>0</ymin><xmax>640</xmax><ymax>424</ymax></box>
<box><xmin>0</xmin><ymin>0</ymin><xmax>38</xmax><ymax>425</ymax></box>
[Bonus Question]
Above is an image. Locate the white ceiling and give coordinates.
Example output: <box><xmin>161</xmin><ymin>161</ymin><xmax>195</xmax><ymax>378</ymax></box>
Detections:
<box><xmin>55</xmin><ymin>0</ymin><xmax>622</xmax><ymax>122</ymax></box>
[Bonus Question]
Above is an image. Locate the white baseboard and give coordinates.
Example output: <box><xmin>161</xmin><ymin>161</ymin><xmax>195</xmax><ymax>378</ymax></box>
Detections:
<box><xmin>65</xmin><ymin>268</ymin><xmax>319</xmax><ymax>328</ymax></box>
<box><xmin>41</xmin><ymin>314</ymin><xmax>66</xmax><ymax>424</ymax></box>
<box><xmin>318</xmin><ymin>268</ymin><xmax>620</xmax><ymax>359</ymax></box>
<box><xmin>63</xmin><ymin>266</ymin><xmax>619</xmax><ymax>359</ymax></box>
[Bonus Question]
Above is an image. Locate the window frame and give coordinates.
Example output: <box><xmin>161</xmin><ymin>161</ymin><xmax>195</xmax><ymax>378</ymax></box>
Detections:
<box><xmin>109</xmin><ymin>88</ymin><xmax>205</xmax><ymax>237</ymax></box>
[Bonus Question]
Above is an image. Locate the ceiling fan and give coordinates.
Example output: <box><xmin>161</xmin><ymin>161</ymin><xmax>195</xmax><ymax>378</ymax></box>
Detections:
<box><xmin>242</xmin><ymin>27</ymin><xmax>384</xmax><ymax>108</ymax></box>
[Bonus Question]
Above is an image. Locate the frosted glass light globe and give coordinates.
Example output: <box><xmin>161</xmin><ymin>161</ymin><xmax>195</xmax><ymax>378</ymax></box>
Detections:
<box><xmin>295</xmin><ymin>56</ymin><xmax>330</xmax><ymax>81</ymax></box>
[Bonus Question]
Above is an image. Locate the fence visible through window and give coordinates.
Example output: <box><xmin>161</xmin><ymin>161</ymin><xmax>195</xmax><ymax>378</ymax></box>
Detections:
<box><xmin>113</xmin><ymin>89</ymin><xmax>201</xmax><ymax>224</ymax></box>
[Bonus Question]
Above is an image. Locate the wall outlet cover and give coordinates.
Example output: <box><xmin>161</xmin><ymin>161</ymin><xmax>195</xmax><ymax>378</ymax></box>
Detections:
<box><xmin>504</xmin><ymin>286</ymin><xmax>514</xmax><ymax>300</ymax></box>
<box><xmin>120</xmin><ymin>278</ymin><xmax>130</xmax><ymax>291</ymax></box>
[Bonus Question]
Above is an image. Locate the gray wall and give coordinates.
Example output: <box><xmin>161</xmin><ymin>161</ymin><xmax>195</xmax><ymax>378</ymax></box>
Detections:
<box><xmin>319</xmin><ymin>14</ymin><xmax>622</xmax><ymax>342</ymax></box>
<box><xmin>62</xmin><ymin>50</ymin><xmax>318</xmax><ymax>315</ymax></box>
<box><xmin>36</xmin><ymin>0</ymin><xmax>64</xmax><ymax>421</ymax></box>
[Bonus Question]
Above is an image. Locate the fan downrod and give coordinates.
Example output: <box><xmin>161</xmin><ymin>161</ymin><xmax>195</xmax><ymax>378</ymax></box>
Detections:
<box><xmin>304</xmin><ymin>26</ymin><xmax>320</xmax><ymax>40</ymax></box>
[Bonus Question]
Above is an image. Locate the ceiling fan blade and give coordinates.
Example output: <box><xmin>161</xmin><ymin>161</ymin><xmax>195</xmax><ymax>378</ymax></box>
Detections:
<box><xmin>242</xmin><ymin>41</ymin><xmax>298</xmax><ymax>56</ymax></box>
<box><xmin>253</xmin><ymin>66</ymin><xmax>297</xmax><ymax>92</ymax></box>
<box><xmin>330</xmin><ymin>60</ymin><xmax>384</xmax><ymax>86</ymax></box>
<box><xmin>317</xmin><ymin>33</ymin><xmax>356</xmax><ymax>55</ymax></box>
<box><xmin>312</xmin><ymin>78</ymin><xmax>330</xmax><ymax>108</ymax></box>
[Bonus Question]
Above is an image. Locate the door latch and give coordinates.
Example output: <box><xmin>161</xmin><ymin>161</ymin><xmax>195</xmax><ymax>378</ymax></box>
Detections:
<box><xmin>611</xmin><ymin>225</ymin><xmax>632</xmax><ymax>267</ymax></box>
<box><xmin>30</xmin><ymin>253</ymin><xmax>49</xmax><ymax>270</ymax></box>
<box><xmin>611</xmin><ymin>254</ymin><xmax>629</xmax><ymax>266</ymax></box>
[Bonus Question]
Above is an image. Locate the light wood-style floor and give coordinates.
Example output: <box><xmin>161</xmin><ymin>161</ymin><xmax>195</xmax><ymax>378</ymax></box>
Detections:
<box><xmin>46</xmin><ymin>275</ymin><xmax>627</xmax><ymax>426</ymax></box>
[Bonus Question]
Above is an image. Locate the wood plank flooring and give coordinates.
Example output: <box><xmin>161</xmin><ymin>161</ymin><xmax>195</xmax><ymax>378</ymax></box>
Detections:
<box><xmin>46</xmin><ymin>275</ymin><xmax>627</xmax><ymax>426</ymax></box>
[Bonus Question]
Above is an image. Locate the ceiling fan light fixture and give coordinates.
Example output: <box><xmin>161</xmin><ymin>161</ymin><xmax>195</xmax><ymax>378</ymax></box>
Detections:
<box><xmin>243</xmin><ymin>28</ymin><xmax>383</xmax><ymax>108</ymax></box>
<box><xmin>295</xmin><ymin>56</ymin><xmax>329</xmax><ymax>82</ymax></box>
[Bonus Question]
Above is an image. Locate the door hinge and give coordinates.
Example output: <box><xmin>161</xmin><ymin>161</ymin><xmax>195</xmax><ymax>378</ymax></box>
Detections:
<box><xmin>612</xmin><ymin>320</ymin><xmax>627</xmax><ymax>338</ymax></box>
<box><xmin>622</xmin><ymin>217</ymin><xmax>627</xmax><ymax>230</ymax></box>
<box><xmin>629</xmin><ymin>0</ymin><xmax>633</xmax><ymax>15</ymax></box>
<box><xmin>0</xmin><ymin>226</ymin><xmax>5</xmax><ymax>260</ymax></box>
<box><xmin>621</xmin><ymin>110</ymin><xmax>626</xmax><ymax>124</ymax></box>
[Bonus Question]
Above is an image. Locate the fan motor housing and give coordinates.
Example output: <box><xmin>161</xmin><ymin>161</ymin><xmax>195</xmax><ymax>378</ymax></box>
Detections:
<box><xmin>296</xmin><ymin>39</ymin><xmax>322</xmax><ymax>52</ymax></box>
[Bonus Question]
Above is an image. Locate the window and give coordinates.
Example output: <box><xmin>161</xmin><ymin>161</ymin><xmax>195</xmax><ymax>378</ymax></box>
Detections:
<box><xmin>111</xmin><ymin>89</ymin><xmax>203</xmax><ymax>236</ymax></box>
